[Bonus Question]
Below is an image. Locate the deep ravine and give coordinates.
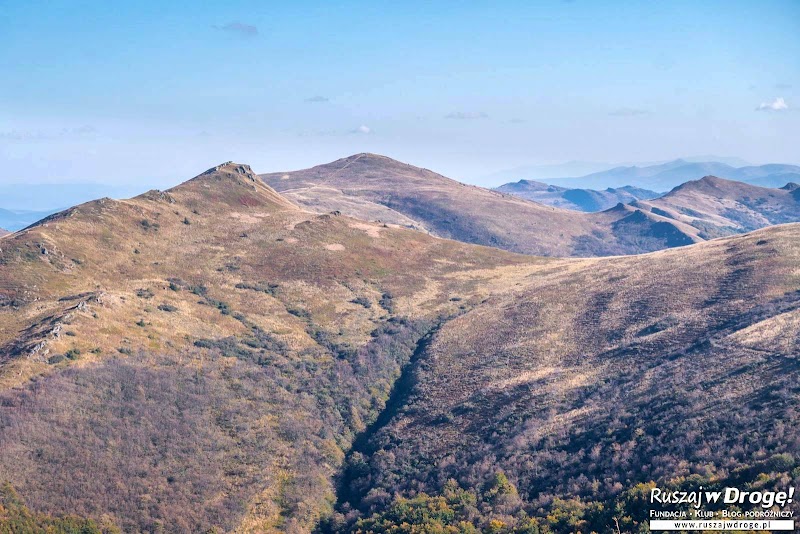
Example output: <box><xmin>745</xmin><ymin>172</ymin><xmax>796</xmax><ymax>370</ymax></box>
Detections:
<box><xmin>317</xmin><ymin>321</ymin><xmax>444</xmax><ymax>532</ymax></box>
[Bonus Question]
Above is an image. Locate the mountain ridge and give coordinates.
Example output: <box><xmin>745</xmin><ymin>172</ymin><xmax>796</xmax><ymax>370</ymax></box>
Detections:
<box><xmin>633</xmin><ymin>175</ymin><xmax>800</xmax><ymax>239</ymax></box>
<box><xmin>261</xmin><ymin>153</ymin><xmax>700</xmax><ymax>257</ymax></box>
<box><xmin>0</xmin><ymin>161</ymin><xmax>799</xmax><ymax>532</ymax></box>
<box><xmin>495</xmin><ymin>179</ymin><xmax>660</xmax><ymax>212</ymax></box>
<box><xmin>544</xmin><ymin>160</ymin><xmax>800</xmax><ymax>190</ymax></box>
<box><xmin>0</xmin><ymin>161</ymin><xmax>539</xmax><ymax>532</ymax></box>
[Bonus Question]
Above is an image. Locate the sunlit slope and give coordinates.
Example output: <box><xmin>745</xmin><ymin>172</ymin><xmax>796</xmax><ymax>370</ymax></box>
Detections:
<box><xmin>0</xmin><ymin>162</ymin><xmax>537</xmax><ymax>533</ymax></box>
<box><xmin>634</xmin><ymin>175</ymin><xmax>800</xmax><ymax>238</ymax></box>
<box><xmin>261</xmin><ymin>153</ymin><xmax>699</xmax><ymax>257</ymax></box>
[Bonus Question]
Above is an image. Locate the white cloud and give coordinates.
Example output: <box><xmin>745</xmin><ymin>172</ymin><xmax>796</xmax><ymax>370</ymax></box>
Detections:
<box><xmin>351</xmin><ymin>125</ymin><xmax>371</xmax><ymax>134</ymax></box>
<box><xmin>0</xmin><ymin>125</ymin><xmax>96</xmax><ymax>141</ymax></box>
<box><xmin>213</xmin><ymin>22</ymin><xmax>258</xmax><ymax>36</ymax></box>
<box><xmin>756</xmin><ymin>97</ymin><xmax>788</xmax><ymax>111</ymax></box>
<box><xmin>444</xmin><ymin>111</ymin><xmax>488</xmax><ymax>120</ymax></box>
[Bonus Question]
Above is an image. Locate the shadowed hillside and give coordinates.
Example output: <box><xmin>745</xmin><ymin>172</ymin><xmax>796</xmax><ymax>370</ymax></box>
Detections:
<box><xmin>261</xmin><ymin>154</ymin><xmax>698</xmax><ymax>257</ymax></box>
<box><xmin>632</xmin><ymin>176</ymin><xmax>800</xmax><ymax>239</ymax></box>
<box><xmin>333</xmin><ymin>224</ymin><xmax>800</xmax><ymax>532</ymax></box>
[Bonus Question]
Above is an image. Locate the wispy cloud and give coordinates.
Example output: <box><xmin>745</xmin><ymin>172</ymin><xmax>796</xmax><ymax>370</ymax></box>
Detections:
<box><xmin>609</xmin><ymin>107</ymin><xmax>649</xmax><ymax>117</ymax></box>
<box><xmin>213</xmin><ymin>21</ymin><xmax>259</xmax><ymax>36</ymax></box>
<box><xmin>304</xmin><ymin>96</ymin><xmax>329</xmax><ymax>103</ymax></box>
<box><xmin>350</xmin><ymin>125</ymin><xmax>371</xmax><ymax>134</ymax></box>
<box><xmin>444</xmin><ymin>111</ymin><xmax>488</xmax><ymax>120</ymax></box>
<box><xmin>296</xmin><ymin>129</ymin><xmax>338</xmax><ymax>137</ymax></box>
<box><xmin>509</xmin><ymin>118</ymin><xmax>526</xmax><ymax>124</ymax></box>
<box><xmin>0</xmin><ymin>125</ymin><xmax>96</xmax><ymax>141</ymax></box>
<box><xmin>297</xmin><ymin>125</ymin><xmax>372</xmax><ymax>137</ymax></box>
<box><xmin>756</xmin><ymin>97</ymin><xmax>789</xmax><ymax>112</ymax></box>
<box><xmin>775</xmin><ymin>83</ymin><xmax>792</xmax><ymax>90</ymax></box>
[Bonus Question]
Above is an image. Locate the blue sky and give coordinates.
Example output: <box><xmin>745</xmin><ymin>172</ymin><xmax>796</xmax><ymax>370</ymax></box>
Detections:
<box><xmin>1</xmin><ymin>0</ymin><xmax>798</xmax><ymax>188</ymax></box>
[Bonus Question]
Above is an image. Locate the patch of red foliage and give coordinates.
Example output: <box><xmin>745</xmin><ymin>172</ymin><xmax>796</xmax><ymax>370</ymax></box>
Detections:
<box><xmin>238</xmin><ymin>195</ymin><xmax>263</xmax><ymax>207</ymax></box>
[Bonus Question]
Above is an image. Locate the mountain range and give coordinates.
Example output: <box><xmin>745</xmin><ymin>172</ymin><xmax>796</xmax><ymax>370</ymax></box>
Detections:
<box><xmin>481</xmin><ymin>155</ymin><xmax>753</xmax><ymax>185</ymax></box>
<box><xmin>494</xmin><ymin>180</ymin><xmax>660</xmax><ymax>212</ymax></box>
<box><xmin>0</xmin><ymin>158</ymin><xmax>799</xmax><ymax>532</ymax></box>
<box><xmin>263</xmin><ymin>154</ymin><xmax>800</xmax><ymax>257</ymax></box>
<box><xmin>632</xmin><ymin>176</ymin><xmax>800</xmax><ymax>239</ymax></box>
<box><xmin>261</xmin><ymin>153</ymin><xmax>700</xmax><ymax>257</ymax></box>
<box><xmin>495</xmin><ymin>174</ymin><xmax>800</xmax><ymax>240</ymax></box>
<box><xmin>0</xmin><ymin>207</ymin><xmax>60</xmax><ymax>232</ymax></box>
<box><xmin>544</xmin><ymin>159</ymin><xmax>800</xmax><ymax>191</ymax></box>
<box><xmin>0</xmin><ymin>183</ymin><xmax>152</xmax><ymax>212</ymax></box>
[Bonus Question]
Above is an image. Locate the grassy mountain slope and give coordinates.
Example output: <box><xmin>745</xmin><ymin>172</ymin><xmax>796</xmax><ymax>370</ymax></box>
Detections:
<box><xmin>495</xmin><ymin>180</ymin><xmax>659</xmax><ymax>212</ymax></box>
<box><xmin>0</xmin><ymin>162</ymin><xmax>537</xmax><ymax>533</ymax></box>
<box><xmin>261</xmin><ymin>153</ymin><xmax>697</xmax><ymax>257</ymax></box>
<box><xmin>336</xmin><ymin>224</ymin><xmax>800</xmax><ymax>532</ymax></box>
<box><xmin>633</xmin><ymin>176</ymin><xmax>800</xmax><ymax>239</ymax></box>
<box><xmin>2</xmin><ymin>161</ymin><xmax>799</xmax><ymax>533</ymax></box>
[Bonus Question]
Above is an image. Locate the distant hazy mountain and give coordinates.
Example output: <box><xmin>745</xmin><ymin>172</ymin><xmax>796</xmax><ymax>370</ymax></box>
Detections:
<box><xmin>632</xmin><ymin>176</ymin><xmax>800</xmax><ymax>239</ymax></box>
<box><xmin>0</xmin><ymin>227</ymin><xmax>8</xmax><ymax>237</ymax></box>
<box><xmin>731</xmin><ymin>164</ymin><xmax>800</xmax><ymax>187</ymax></box>
<box><xmin>482</xmin><ymin>155</ymin><xmax>753</xmax><ymax>186</ymax></box>
<box><xmin>481</xmin><ymin>161</ymin><xmax>618</xmax><ymax>184</ymax></box>
<box><xmin>0</xmin><ymin>207</ymin><xmax>60</xmax><ymax>232</ymax></box>
<box><xmin>547</xmin><ymin>160</ymin><xmax>800</xmax><ymax>191</ymax></box>
<box><xmin>0</xmin><ymin>183</ymin><xmax>151</xmax><ymax>212</ymax></box>
<box><xmin>679</xmin><ymin>155</ymin><xmax>752</xmax><ymax>167</ymax></box>
<box><xmin>495</xmin><ymin>179</ymin><xmax>660</xmax><ymax>212</ymax></box>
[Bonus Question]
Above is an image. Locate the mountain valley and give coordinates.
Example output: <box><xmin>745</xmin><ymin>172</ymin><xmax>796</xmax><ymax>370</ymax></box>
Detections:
<box><xmin>494</xmin><ymin>180</ymin><xmax>659</xmax><ymax>212</ymax></box>
<box><xmin>0</xmin><ymin>160</ymin><xmax>798</xmax><ymax>533</ymax></box>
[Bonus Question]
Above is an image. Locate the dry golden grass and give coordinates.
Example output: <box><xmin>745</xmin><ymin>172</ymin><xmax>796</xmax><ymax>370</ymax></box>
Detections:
<box><xmin>261</xmin><ymin>153</ymin><xmax>702</xmax><ymax>257</ymax></box>
<box><xmin>636</xmin><ymin>175</ymin><xmax>800</xmax><ymax>238</ymax></box>
<box><xmin>0</xmin><ymin>162</ymin><xmax>537</xmax><ymax>532</ymax></box>
<box><xmin>345</xmin><ymin>224</ymin><xmax>800</xmax><ymax>520</ymax></box>
<box><xmin>1</xmin><ymin>161</ymin><xmax>799</xmax><ymax>532</ymax></box>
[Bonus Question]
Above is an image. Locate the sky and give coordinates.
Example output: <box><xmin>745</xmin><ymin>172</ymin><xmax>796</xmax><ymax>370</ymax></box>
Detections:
<box><xmin>1</xmin><ymin>0</ymin><xmax>799</xmax><ymax>190</ymax></box>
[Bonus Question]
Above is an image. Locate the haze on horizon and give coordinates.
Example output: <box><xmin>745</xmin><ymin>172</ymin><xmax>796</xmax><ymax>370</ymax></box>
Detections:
<box><xmin>1</xmin><ymin>0</ymin><xmax>798</xmax><ymax>189</ymax></box>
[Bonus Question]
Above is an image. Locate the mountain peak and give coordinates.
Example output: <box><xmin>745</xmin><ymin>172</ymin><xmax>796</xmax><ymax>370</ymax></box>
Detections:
<box><xmin>200</xmin><ymin>161</ymin><xmax>258</xmax><ymax>181</ymax></box>
<box><xmin>344</xmin><ymin>152</ymin><xmax>413</xmax><ymax>167</ymax></box>
<box><xmin>174</xmin><ymin>161</ymin><xmax>262</xmax><ymax>189</ymax></box>
<box><xmin>604</xmin><ymin>202</ymin><xmax>634</xmax><ymax>214</ymax></box>
<box><xmin>669</xmin><ymin>175</ymin><xmax>731</xmax><ymax>194</ymax></box>
<box><xmin>780</xmin><ymin>182</ymin><xmax>800</xmax><ymax>192</ymax></box>
<box><xmin>169</xmin><ymin>162</ymin><xmax>297</xmax><ymax>211</ymax></box>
